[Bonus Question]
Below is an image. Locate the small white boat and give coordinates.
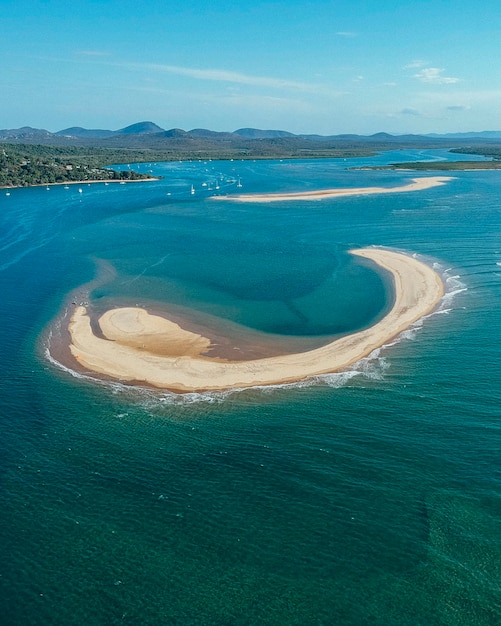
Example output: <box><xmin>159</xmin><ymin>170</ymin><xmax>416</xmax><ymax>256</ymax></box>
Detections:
<box><xmin>78</xmin><ymin>188</ymin><xmax>83</xmax><ymax>193</ymax></box>
<box><xmin>190</xmin><ymin>185</ymin><xmax>195</xmax><ymax>195</ymax></box>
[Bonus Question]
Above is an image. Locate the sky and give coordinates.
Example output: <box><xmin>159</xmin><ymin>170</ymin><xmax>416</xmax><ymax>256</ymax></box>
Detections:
<box><xmin>2</xmin><ymin>0</ymin><xmax>501</xmax><ymax>135</ymax></box>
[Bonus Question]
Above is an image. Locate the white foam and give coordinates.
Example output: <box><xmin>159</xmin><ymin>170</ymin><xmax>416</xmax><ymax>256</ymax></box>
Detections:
<box><xmin>44</xmin><ymin>338</ymin><xmax>237</xmax><ymax>404</ymax></box>
<box><xmin>44</xmin><ymin>346</ymin><xmax>103</xmax><ymax>385</ymax></box>
<box><xmin>43</xmin><ymin>252</ymin><xmax>467</xmax><ymax>405</ymax></box>
<box><xmin>429</xmin><ymin>261</ymin><xmax>467</xmax><ymax>312</ymax></box>
<box><xmin>316</xmin><ymin>370</ymin><xmax>361</xmax><ymax>387</ymax></box>
<box><xmin>347</xmin><ymin>349</ymin><xmax>390</xmax><ymax>380</ymax></box>
<box><xmin>322</xmin><ymin>254</ymin><xmax>469</xmax><ymax>385</ymax></box>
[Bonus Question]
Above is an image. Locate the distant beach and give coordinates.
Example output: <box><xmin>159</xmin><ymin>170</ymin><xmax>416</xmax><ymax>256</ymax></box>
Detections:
<box><xmin>1</xmin><ymin>177</ymin><xmax>159</xmax><ymax>190</ymax></box>
<box><xmin>67</xmin><ymin>248</ymin><xmax>444</xmax><ymax>392</ymax></box>
<box><xmin>215</xmin><ymin>176</ymin><xmax>452</xmax><ymax>202</ymax></box>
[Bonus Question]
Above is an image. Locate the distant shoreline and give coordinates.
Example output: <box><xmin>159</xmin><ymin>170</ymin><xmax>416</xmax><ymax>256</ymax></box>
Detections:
<box><xmin>65</xmin><ymin>248</ymin><xmax>444</xmax><ymax>393</ymax></box>
<box><xmin>1</xmin><ymin>177</ymin><xmax>159</xmax><ymax>191</ymax></box>
<box><xmin>214</xmin><ymin>176</ymin><xmax>452</xmax><ymax>202</ymax></box>
<box><xmin>356</xmin><ymin>161</ymin><xmax>501</xmax><ymax>172</ymax></box>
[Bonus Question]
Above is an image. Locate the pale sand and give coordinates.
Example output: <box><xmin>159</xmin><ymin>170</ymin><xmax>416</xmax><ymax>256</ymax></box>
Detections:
<box><xmin>68</xmin><ymin>248</ymin><xmax>444</xmax><ymax>392</ymax></box>
<box><xmin>215</xmin><ymin>176</ymin><xmax>452</xmax><ymax>202</ymax></box>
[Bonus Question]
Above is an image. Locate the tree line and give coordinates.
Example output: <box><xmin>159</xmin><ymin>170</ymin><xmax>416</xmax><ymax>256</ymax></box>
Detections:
<box><xmin>0</xmin><ymin>143</ymin><xmax>156</xmax><ymax>188</ymax></box>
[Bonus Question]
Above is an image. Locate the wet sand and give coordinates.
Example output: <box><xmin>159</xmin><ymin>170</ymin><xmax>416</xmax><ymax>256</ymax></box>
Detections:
<box><xmin>67</xmin><ymin>248</ymin><xmax>444</xmax><ymax>392</ymax></box>
<box><xmin>215</xmin><ymin>176</ymin><xmax>452</xmax><ymax>202</ymax></box>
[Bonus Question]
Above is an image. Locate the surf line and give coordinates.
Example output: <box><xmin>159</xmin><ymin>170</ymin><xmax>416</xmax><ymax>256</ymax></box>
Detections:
<box><xmin>66</xmin><ymin>248</ymin><xmax>444</xmax><ymax>393</ymax></box>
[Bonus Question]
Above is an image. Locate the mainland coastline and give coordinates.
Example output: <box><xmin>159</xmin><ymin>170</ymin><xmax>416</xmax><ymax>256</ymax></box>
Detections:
<box><xmin>66</xmin><ymin>248</ymin><xmax>444</xmax><ymax>392</ymax></box>
<box><xmin>1</xmin><ymin>177</ymin><xmax>159</xmax><ymax>191</ymax></box>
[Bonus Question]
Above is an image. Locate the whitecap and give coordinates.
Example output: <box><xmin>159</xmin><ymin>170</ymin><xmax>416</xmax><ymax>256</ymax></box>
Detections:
<box><xmin>346</xmin><ymin>349</ymin><xmax>390</xmax><ymax>381</ymax></box>
<box><xmin>430</xmin><ymin>260</ymin><xmax>468</xmax><ymax>313</ymax></box>
<box><xmin>315</xmin><ymin>370</ymin><xmax>361</xmax><ymax>388</ymax></box>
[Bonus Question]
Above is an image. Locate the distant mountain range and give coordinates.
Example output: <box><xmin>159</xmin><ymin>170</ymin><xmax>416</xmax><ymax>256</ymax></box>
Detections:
<box><xmin>2</xmin><ymin>121</ymin><xmax>501</xmax><ymax>152</ymax></box>
<box><xmin>426</xmin><ymin>130</ymin><xmax>501</xmax><ymax>139</ymax></box>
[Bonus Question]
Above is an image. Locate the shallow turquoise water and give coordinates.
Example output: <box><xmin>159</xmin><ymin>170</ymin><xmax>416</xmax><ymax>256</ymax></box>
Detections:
<box><xmin>1</xmin><ymin>150</ymin><xmax>500</xmax><ymax>624</ymax></box>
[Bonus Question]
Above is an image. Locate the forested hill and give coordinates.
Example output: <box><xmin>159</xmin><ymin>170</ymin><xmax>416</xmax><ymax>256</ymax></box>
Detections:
<box><xmin>4</xmin><ymin>121</ymin><xmax>496</xmax><ymax>157</ymax></box>
<box><xmin>2</xmin><ymin>125</ymin><xmax>501</xmax><ymax>188</ymax></box>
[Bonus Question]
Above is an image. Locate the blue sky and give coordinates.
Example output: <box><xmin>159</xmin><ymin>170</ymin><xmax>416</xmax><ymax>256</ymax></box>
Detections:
<box><xmin>2</xmin><ymin>0</ymin><xmax>501</xmax><ymax>134</ymax></box>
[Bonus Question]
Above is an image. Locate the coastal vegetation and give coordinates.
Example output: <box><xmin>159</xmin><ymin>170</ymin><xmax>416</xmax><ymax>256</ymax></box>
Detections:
<box><xmin>450</xmin><ymin>145</ymin><xmax>501</xmax><ymax>159</ymax></box>
<box><xmin>352</xmin><ymin>144</ymin><xmax>501</xmax><ymax>171</ymax></box>
<box><xmin>0</xmin><ymin>144</ymin><xmax>155</xmax><ymax>188</ymax></box>
<box><xmin>365</xmin><ymin>160</ymin><xmax>501</xmax><ymax>171</ymax></box>
<box><xmin>2</xmin><ymin>128</ymin><xmax>501</xmax><ymax>187</ymax></box>
<box><xmin>2</xmin><ymin>121</ymin><xmax>484</xmax><ymax>190</ymax></box>
<box><xmin>0</xmin><ymin>141</ymin><xmax>378</xmax><ymax>188</ymax></box>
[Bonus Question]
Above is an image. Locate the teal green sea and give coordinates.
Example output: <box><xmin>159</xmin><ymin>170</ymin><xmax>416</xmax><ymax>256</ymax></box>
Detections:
<box><xmin>1</xmin><ymin>150</ymin><xmax>500</xmax><ymax>625</ymax></box>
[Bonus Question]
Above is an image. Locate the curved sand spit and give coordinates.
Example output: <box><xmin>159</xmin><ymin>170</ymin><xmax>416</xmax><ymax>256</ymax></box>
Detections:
<box><xmin>216</xmin><ymin>176</ymin><xmax>452</xmax><ymax>202</ymax></box>
<box><xmin>68</xmin><ymin>248</ymin><xmax>444</xmax><ymax>392</ymax></box>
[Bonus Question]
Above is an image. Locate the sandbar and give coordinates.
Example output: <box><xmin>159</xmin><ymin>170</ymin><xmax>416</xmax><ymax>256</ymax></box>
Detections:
<box><xmin>215</xmin><ymin>176</ymin><xmax>452</xmax><ymax>202</ymax></box>
<box><xmin>67</xmin><ymin>248</ymin><xmax>444</xmax><ymax>392</ymax></box>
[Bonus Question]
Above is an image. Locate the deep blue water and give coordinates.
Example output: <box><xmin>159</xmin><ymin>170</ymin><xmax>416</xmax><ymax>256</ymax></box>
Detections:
<box><xmin>1</xmin><ymin>149</ymin><xmax>500</xmax><ymax>625</ymax></box>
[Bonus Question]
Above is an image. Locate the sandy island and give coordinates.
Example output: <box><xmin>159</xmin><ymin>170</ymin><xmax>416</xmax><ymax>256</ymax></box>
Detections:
<box><xmin>67</xmin><ymin>248</ymin><xmax>444</xmax><ymax>392</ymax></box>
<box><xmin>215</xmin><ymin>176</ymin><xmax>452</xmax><ymax>202</ymax></box>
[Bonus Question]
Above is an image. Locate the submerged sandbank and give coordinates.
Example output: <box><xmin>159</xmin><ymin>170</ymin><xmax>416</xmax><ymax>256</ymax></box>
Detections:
<box><xmin>215</xmin><ymin>176</ymin><xmax>452</xmax><ymax>202</ymax></box>
<box><xmin>67</xmin><ymin>248</ymin><xmax>444</xmax><ymax>392</ymax></box>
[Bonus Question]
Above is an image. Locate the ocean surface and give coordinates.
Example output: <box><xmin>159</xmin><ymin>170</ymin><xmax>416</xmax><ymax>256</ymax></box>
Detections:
<box><xmin>1</xmin><ymin>149</ymin><xmax>500</xmax><ymax>625</ymax></box>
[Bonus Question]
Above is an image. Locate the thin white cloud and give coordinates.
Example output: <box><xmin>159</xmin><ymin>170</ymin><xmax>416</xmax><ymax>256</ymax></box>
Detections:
<box><xmin>125</xmin><ymin>62</ymin><xmax>316</xmax><ymax>91</ymax></box>
<box><xmin>336</xmin><ymin>31</ymin><xmax>357</xmax><ymax>37</ymax></box>
<box><xmin>404</xmin><ymin>60</ymin><xmax>427</xmax><ymax>69</ymax></box>
<box><xmin>109</xmin><ymin>61</ymin><xmax>349</xmax><ymax>100</ymax></box>
<box><xmin>220</xmin><ymin>93</ymin><xmax>315</xmax><ymax>112</ymax></box>
<box><xmin>76</xmin><ymin>50</ymin><xmax>111</xmax><ymax>57</ymax></box>
<box><xmin>413</xmin><ymin>67</ymin><xmax>461</xmax><ymax>85</ymax></box>
<box><xmin>119</xmin><ymin>83</ymin><xmax>316</xmax><ymax>115</ymax></box>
